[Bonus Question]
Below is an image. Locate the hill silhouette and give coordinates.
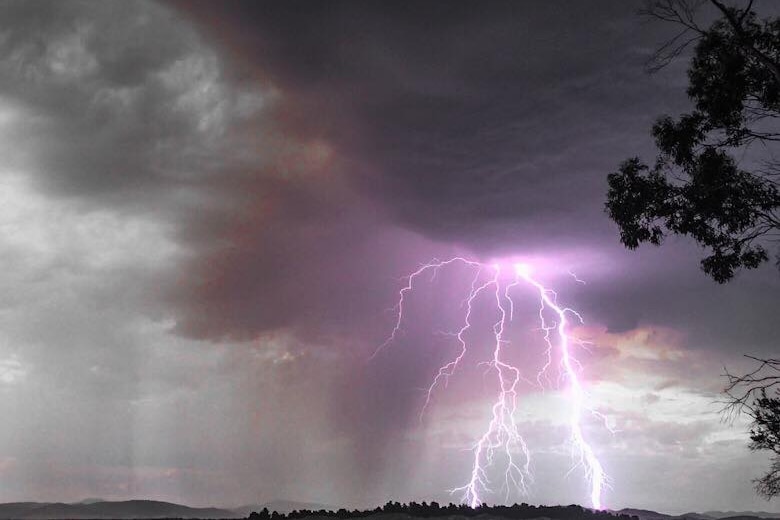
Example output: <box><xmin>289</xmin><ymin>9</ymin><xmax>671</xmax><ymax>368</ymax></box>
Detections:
<box><xmin>0</xmin><ymin>500</ymin><xmax>235</xmax><ymax>519</ymax></box>
<box><xmin>705</xmin><ymin>515</ymin><xmax>780</xmax><ymax>520</ymax></box>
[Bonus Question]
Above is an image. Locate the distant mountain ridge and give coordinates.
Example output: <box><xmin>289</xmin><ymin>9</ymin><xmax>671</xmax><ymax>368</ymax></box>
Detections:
<box><xmin>0</xmin><ymin>500</ymin><xmax>236</xmax><ymax>519</ymax></box>
<box><xmin>618</xmin><ymin>509</ymin><xmax>780</xmax><ymax>520</ymax></box>
<box><xmin>705</xmin><ymin>514</ymin><xmax>780</xmax><ymax>520</ymax></box>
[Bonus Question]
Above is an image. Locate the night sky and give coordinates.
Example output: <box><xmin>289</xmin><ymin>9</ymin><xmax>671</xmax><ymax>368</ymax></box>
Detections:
<box><xmin>0</xmin><ymin>0</ymin><xmax>779</xmax><ymax>514</ymax></box>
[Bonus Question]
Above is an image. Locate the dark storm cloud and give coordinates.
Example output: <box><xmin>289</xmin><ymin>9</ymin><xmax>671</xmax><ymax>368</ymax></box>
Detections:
<box><xmin>2</xmin><ymin>0</ymin><xmax>774</xmax><ymax>353</ymax></box>
<box><xmin>175</xmin><ymin>0</ymin><xmax>780</xmax><ymax>351</ymax></box>
<box><xmin>178</xmin><ymin>1</ymin><xmax>663</xmax><ymax>243</ymax></box>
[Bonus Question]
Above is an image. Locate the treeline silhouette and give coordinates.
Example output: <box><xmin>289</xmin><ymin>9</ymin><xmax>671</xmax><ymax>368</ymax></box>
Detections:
<box><xmin>249</xmin><ymin>502</ymin><xmax>638</xmax><ymax>520</ymax></box>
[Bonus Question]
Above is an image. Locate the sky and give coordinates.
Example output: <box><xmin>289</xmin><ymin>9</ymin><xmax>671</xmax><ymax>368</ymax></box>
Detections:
<box><xmin>0</xmin><ymin>0</ymin><xmax>778</xmax><ymax>514</ymax></box>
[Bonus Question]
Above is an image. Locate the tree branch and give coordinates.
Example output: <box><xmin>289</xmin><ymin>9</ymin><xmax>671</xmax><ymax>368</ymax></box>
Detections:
<box><xmin>709</xmin><ymin>0</ymin><xmax>780</xmax><ymax>85</ymax></box>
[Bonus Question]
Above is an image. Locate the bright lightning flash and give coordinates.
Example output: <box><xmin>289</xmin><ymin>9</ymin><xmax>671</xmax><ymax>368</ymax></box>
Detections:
<box><xmin>376</xmin><ymin>258</ymin><xmax>608</xmax><ymax>510</ymax></box>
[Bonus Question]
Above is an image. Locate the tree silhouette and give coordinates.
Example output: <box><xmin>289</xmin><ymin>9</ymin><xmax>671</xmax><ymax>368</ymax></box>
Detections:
<box><xmin>607</xmin><ymin>0</ymin><xmax>780</xmax><ymax>499</ymax></box>
<box><xmin>257</xmin><ymin>502</ymin><xmax>639</xmax><ymax>520</ymax></box>
<box><xmin>249</xmin><ymin>508</ymin><xmax>271</xmax><ymax>520</ymax></box>
<box><xmin>724</xmin><ymin>355</ymin><xmax>780</xmax><ymax>498</ymax></box>
<box><xmin>606</xmin><ymin>0</ymin><xmax>780</xmax><ymax>283</ymax></box>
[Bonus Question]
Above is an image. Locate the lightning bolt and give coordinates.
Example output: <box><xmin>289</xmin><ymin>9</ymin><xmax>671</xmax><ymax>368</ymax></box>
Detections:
<box><xmin>514</xmin><ymin>263</ymin><xmax>606</xmax><ymax>510</ymax></box>
<box><xmin>377</xmin><ymin>258</ymin><xmax>608</xmax><ymax>510</ymax></box>
<box><xmin>449</xmin><ymin>264</ymin><xmax>531</xmax><ymax>507</ymax></box>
